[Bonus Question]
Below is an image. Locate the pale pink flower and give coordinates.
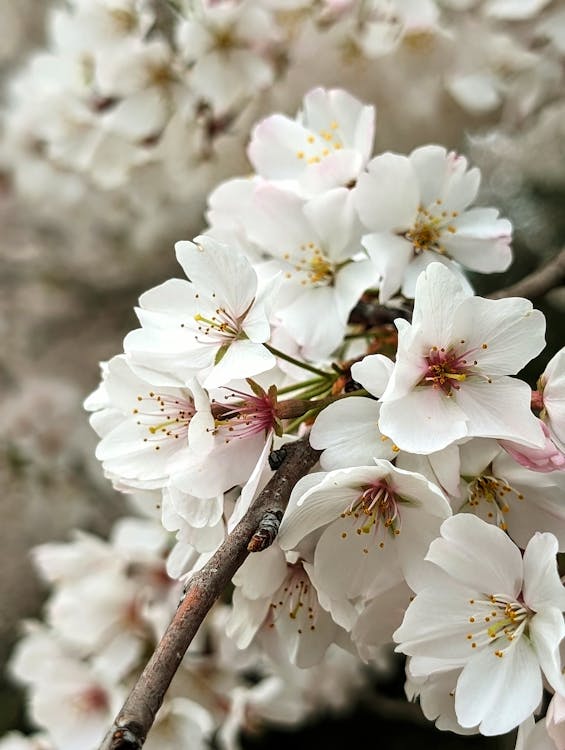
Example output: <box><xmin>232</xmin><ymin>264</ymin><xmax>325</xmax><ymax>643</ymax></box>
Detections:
<box><xmin>248</xmin><ymin>87</ymin><xmax>375</xmax><ymax>196</ymax></box>
<box><xmin>355</xmin><ymin>145</ymin><xmax>512</xmax><ymax>302</ymax></box>
<box><xmin>378</xmin><ymin>262</ymin><xmax>546</xmax><ymax>453</ymax></box>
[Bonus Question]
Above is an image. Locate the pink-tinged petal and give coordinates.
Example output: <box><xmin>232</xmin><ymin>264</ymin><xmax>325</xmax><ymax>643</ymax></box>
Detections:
<box><xmin>452</xmin><ymin>296</ymin><xmax>546</xmax><ymax>376</ymax></box>
<box><xmin>411</xmin><ymin>262</ymin><xmax>471</xmax><ymax>342</ymax></box>
<box><xmin>455</xmin><ymin>638</ymin><xmax>542</xmax><ymax>734</ymax></box>
<box><xmin>203</xmin><ymin>340</ymin><xmax>275</xmax><ymax>389</ymax></box>
<box><xmin>544</xmin><ymin>348</ymin><xmax>565</xmax><ymax>449</ymax></box>
<box><xmin>501</xmin><ymin>419</ymin><xmax>565</xmax><ymax>473</ymax></box>
<box><xmin>362</xmin><ymin>232</ymin><xmax>413</xmax><ymax>303</ymax></box>
<box><xmin>302</xmin><ymin>87</ymin><xmax>375</xmax><ymax>163</ymax></box>
<box><xmin>351</xmin><ymin>354</ymin><xmax>394</xmax><ymax>398</ymax></box>
<box><xmin>303</xmin><ymin>188</ymin><xmax>361</xmax><ymax>262</ymax></box>
<box><xmin>248</xmin><ymin>114</ymin><xmax>313</xmax><ymax>180</ymax></box>
<box><xmin>355</xmin><ymin>153</ymin><xmax>419</xmax><ymax>232</ymax></box>
<box><xmin>437</xmin><ymin>154</ymin><xmax>481</xmax><ymax>214</ymax></box>
<box><xmin>302</xmin><ymin>149</ymin><xmax>363</xmax><ymax>194</ymax></box>
<box><xmin>310</xmin><ymin>397</ymin><xmax>394</xmax><ymax>469</ymax></box>
<box><xmin>379</xmin><ymin>387</ymin><xmax>468</xmax><ymax>454</ymax></box>
<box><xmin>523</xmin><ymin>533</ymin><xmax>565</xmax><ymax>612</ymax></box>
<box><xmin>529</xmin><ymin>607</ymin><xmax>565</xmax><ymax>696</ymax></box>
<box><xmin>426</xmin><ymin>514</ymin><xmax>523</xmax><ymax>597</ymax></box>
<box><xmin>442</xmin><ymin>209</ymin><xmax>512</xmax><ymax>273</ymax></box>
<box><xmin>456</xmin><ymin>378</ymin><xmax>545</xmax><ymax>448</ymax></box>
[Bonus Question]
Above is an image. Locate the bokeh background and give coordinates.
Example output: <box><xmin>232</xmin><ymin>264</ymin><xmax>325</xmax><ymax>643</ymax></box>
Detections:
<box><xmin>1</xmin><ymin>1</ymin><xmax>564</xmax><ymax>747</ymax></box>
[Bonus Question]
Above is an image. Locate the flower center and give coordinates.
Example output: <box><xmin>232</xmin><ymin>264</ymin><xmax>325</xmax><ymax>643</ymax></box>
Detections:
<box><xmin>340</xmin><ymin>481</ymin><xmax>403</xmax><ymax>547</ymax></box>
<box><xmin>133</xmin><ymin>391</ymin><xmax>196</xmax><ymax>451</ymax></box>
<box><xmin>404</xmin><ymin>203</ymin><xmax>458</xmax><ymax>255</ymax></box>
<box><xmin>295</xmin><ymin>120</ymin><xmax>343</xmax><ymax>165</ymax></box>
<box><xmin>193</xmin><ymin>303</ymin><xmax>247</xmax><ymax>344</ymax></box>
<box><xmin>72</xmin><ymin>684</ymin><xmax>110</xmax><ymax>714</ymax></box>
<box><xmin>466</xmin><ymin>473</ymin><xmax>525</xmax><ymax>531</ymax></box>
<box><xmin>211</xmin><ymin>387</ymin><xmax>278</xmax><ymax>442</ymax></box>
<box><xmin>269</xmin><ymin>563</ymin><xmax>320</xmax><ymax>635</ymax></box>
<box><xmin>421</xmin><ymin>345</ymin><xmax>475</xmax><ymax>396</ymax></box>
<box><xmin>465</xmin><ymin>594</ymin><xmax>531</xmax><ymax>657</ymax></box>
<box><xmin>282</xmin><ymin>242</ymin><xmax>335</xmax><ymax>287</ymax></box>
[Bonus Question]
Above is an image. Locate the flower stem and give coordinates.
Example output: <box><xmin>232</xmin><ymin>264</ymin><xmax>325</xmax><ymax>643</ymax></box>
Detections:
<box><xmin>265</xmin><ymin>344</ymin><xmax>333</xmax><ymax>379</ymax></box>
<box><xmin>277</xmin><ymin>377</ymin><xmax>326</xmax><ymax>395</ymax></box>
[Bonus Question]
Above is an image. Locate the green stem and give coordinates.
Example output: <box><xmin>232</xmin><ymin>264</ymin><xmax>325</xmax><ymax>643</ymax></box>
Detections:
<box><xmin>285</xmin><ymin>410</ymin><xmax>318</xmax><ymax>434</ymax></box>
<box><xmin>277</xmin><ymin>377</ymin><xmax>325</xmax><ymax>396</ymax></box>
<box><xmin>294</xmin><ymin>382</ymin><xmax>334</xmax><ymax>400</ymax></box>
<box><xmin>265</xmin><ymin>344</ymin><xmax>332</xmax><ymax>379</ymax></box>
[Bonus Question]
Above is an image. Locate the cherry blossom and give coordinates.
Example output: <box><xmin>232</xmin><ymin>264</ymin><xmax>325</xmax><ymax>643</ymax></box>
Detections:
<box><xmin>278</xmin><ymin>461</ymin><xmax>452</xmax><ymax>621</ymax></box>
<box><xmin>248</xmin><ymin>87</ymin><xmax>375</xmax><ymax>195</ymax></box>
<box><xmin>355</xmin><ymin>145</ymin><xmax>512</xmax><ymax>302</ymax></box>
<box><xmin>243</xmin><ymin>184</ymin><xmax>377</xmax><ymax>359</ymax></box>
<box><xmin>394</xmin><ymin>514</ymin><xmax>565</xmax><ymax>735</ymax></box>
<box><xmin>451</xmin><ymin>438</ymin><xmax>565</xmax><ymax>549</ymax></box>
<box><xmin>378</xmin><ymin>262</ymin><xmax>546</xmax><ymax>454</ymax></box>
<box><xmin>538</xmin><ymin>347</ymin><xmax>565</xmax><ymax>452</ymax></box>
<box><xmin>124</xmin><ymin>235</ymin><xmax>277</xmax><ymax>389</ymax></box>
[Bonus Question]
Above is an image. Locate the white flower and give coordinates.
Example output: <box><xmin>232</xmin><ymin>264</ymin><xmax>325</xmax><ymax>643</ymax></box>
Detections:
<box><xmin>248</xmin><ymin>87</ymin><xmax>375</xmax><ymax>196</ymax></box>
<box><xmin>433</xmin><ymin>437</ymin><xmax>565</xmax><ymax>550</ymax></box>
<box><xmin>244</xmin><ymin>184</ymin><xmax>377</xmax><ymax>359</ymax></box>
<box><xmin>355</xmin><ymin>145</ymin><xmax>512</xmax><ymax>302</ymax></box>
<box><xmin>124</xmin><ymin>235</ymin><xmax>277</xmax><ymax>389</ymax></box>
<box><xmin>146</xmin><ymin>697</ymin><xmax>214</xmax><ymax>750</ymax></box>
<box><xmin>176</xmin><ymin>0</ymin><xmax>279</xmax><ymax>112</ymax></box>
<box><xmin>310</xmin><ymin>354</ymin><xmax>396</xmax><ymax>468</ymax></box>
<box><xmin>226</xmin><ymin>543</ymin><xmax>347</xmax><ymax>668</ymax></box>
<box><xmin>87</xmin><ymin>354</ymin><xmax>211</xmax><ymax>491</ymax></box>
<box><xmin>394</xmin><ymin>514</ymin><xmax>565</xmax><ymax>735</ymax></box>
<box><xmin>278</xmin><ymin>461</ymin><xmax>451</xmax><ymax>622</ymax></box>
<box><xmin>378</xmin><ymin>262</ymin><xmax>546</xmax><ymax>454</ymax></box>
<box><xmin>539</xmin><ymin>347</ymin><xmax>565</xmax><ymax>452</ymax></box>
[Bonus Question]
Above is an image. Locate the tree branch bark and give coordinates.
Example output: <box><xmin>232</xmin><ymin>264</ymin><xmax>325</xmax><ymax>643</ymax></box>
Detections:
<box><xmin>488</xmin><ymin>247</ymin><xmax>565</xmax><ymax>300</ymax></box>
<box><xmin>99</xmin><ymin>438</ymin><xmax>320</xmax><ymax>750</ymax></box>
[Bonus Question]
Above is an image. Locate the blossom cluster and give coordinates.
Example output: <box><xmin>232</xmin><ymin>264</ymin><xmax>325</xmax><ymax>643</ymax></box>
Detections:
<box><xmin>7</xmin><ymin>85</ymin><xmax>565</xmax><ymax>750</ymax></box>
<box><xmin>4</xmin><ymin>515</ymin><xmax>369</xmax><ymax>750</ymax></box>
<box><xmin>2</xmin><ymin>0</ymin><xmax>565</xmax><ymax>250</ymax></box>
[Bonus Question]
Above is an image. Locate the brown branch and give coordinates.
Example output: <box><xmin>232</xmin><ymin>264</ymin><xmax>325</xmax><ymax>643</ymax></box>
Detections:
<box><xmin>488</xmin><ymin>247</ymin><xmax>565</xmax><ymax>300</ymax></box>
<box><xmin>99</xmin><ymin>438</ymin><xmax>320</xmax><ymax>750</ymax></box>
